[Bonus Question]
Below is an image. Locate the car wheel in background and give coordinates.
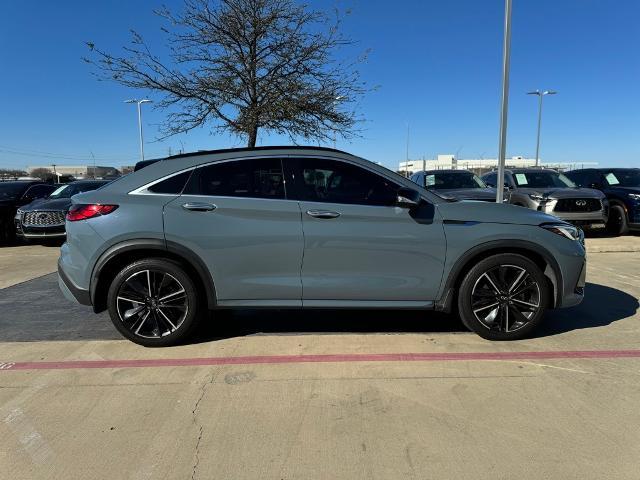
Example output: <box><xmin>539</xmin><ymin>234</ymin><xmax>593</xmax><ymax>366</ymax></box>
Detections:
<box><xmin>606</xmin><ymin>205</ymin><xmax>628</xmax><ymax>236</ymax></box>
<box><xmin>457</xmin><ymin>254</ymin><xmax>550</xmax><ymax>341</ymax></box>
<box><xmin>107</xmin><ymin>258</ymin><xmax>201</xmax><ymax>347</ymax></box>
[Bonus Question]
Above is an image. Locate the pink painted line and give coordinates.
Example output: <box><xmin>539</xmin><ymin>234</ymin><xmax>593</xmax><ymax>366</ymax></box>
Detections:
<box><xmin>2</xmin><ymin>349</ymin><xmax>640</xmax><ymax>372</ymax></box>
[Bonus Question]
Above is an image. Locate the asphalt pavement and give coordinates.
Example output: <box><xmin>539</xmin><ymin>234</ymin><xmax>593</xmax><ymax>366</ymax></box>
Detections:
<box><xmin>1</xmin><ymin>236</ymin><xmax>639</xmax><ymax>479</ymax></box>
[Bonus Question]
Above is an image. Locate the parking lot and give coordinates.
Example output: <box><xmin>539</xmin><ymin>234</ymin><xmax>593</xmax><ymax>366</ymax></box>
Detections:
<box><xmin>1</xmin><ymin>235</ymin><xmax>639</xmax><ymax>479</ymax></box>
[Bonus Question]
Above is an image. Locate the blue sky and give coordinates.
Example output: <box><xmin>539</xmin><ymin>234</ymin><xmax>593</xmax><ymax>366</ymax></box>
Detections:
<box><xmin>0</xmin><ymin>0</ymin><xmax>638</xmax><ymax>171</ymax></box>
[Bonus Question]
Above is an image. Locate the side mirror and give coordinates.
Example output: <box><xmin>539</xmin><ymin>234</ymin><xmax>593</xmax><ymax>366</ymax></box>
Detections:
<box><xmin>504</xmin><ymin>182</ymin><xmax>513</xmax><ymax>190</ymax></box>
<box><xmin>588</xmin><ymin>183</ymin><xmax>601</xmax><ymax>189</ymax></box>
<box><xmin>396</xmin><ymin>187</ymin><xmax>421</xmax><ymax>208</ymax></box>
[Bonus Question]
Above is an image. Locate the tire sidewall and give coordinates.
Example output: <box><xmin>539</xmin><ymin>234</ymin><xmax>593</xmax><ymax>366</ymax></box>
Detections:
<box><xmin>607</xmin><ymin>205</ymin><xmax>628</xmax><ymax>236</ymax></box>
<box><xmin>457</xmin><ymin>253</ymin><xmax>550</xmax><ymax>341</ymax></box>
<box><xmin>107</xmin><ymin>258</ymin><xmax>200</xmax><ymax>347</ymax></box>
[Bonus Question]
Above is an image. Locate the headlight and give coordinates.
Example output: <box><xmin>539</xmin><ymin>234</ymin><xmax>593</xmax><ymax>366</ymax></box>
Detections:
<box><xmin>15</xmin><ymin>209</ymin><xmax>24</xmax><ymax>216</ymax></box>
<box><xmin>529</xmin><ymin>193</ymin><xmax>546</xmax><ymax>201</ymax></box>
<box><xmin>629</xmin><ymin>193</ymin><xmax>640</xmax><ymax>201</ymax></box>
<box><xmin>541</xmin><ymin>223</ymin><xmax>583</xmax><ymax>243</ymax></box>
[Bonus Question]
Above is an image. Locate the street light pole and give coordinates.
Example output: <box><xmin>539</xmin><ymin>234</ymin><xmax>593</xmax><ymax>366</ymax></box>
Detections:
<box><xmin>496</xmin><ymin>0</ymin><xmax>512</xmax><ymax>204</ymax></box>
<box><xmin>527</xmin><ymin>90</ymin><xmax>557</xmax><ymax>167</ymax></box>
<box><xmin>125</xmin><ymin>99</ymin><xmax>153</xmax><ymax>162</ymax></box>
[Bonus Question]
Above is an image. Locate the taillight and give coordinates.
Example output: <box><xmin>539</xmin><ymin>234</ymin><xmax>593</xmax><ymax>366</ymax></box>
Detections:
<box><xmin>66</xmin><ymin>204</ymin><xmax>118</xmax><ymax>222</ymax></box>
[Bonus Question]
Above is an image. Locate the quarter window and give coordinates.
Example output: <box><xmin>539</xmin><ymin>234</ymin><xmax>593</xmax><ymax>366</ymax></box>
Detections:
<box><xmin>290</xmin><ymin>158</ymin><xmax>398</xmax><ymax>206</ymax></box>
<box><xmin>148</xmin><ymin>170</ymin><xmax>192</xmax><ymax>194</ymax></box>
<box><xmin>185</xmin><ymin>158</ymin><xmax>285</xmax><ymax>199</ymax></box>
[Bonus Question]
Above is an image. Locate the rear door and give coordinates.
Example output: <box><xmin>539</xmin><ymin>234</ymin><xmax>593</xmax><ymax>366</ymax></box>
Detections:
<box><xmin>163</xmin><ymin>157</ymin><xmax>304</xmax><ymax>304</ymax></box>
<box><xmin>285</xmin><ymin>157</ymin><xmax>446</xmax><ymax>303</ymax></box>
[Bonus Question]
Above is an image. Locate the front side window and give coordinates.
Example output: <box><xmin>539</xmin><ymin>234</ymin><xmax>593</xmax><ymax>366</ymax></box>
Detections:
<box><xmin>290</xmin><ymin>158</ymin><xmax>398</xmax><ymax>206</ymax></box>
<box><xmin>185</xmin><ymin>158</ymin><xmax>285</xmax><ymax>199</ymax></box>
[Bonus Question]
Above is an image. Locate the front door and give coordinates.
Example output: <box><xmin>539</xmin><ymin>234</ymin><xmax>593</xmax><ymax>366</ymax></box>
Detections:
<box><xmin>285</xmin><ymin>157</ymin><xmax>446</xmax><ymax>303</ymax></box>
<box><xmin>163</xmin><ymin>157</ymin><xmax>304</xmax><ymax>303</ymax></box>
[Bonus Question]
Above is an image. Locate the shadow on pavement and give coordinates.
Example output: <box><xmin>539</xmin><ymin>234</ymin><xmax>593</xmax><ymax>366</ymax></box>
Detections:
<box><xmin>538</xmin><ymin>282</ymin><xmax>639</xmax><ymax>337</ymax></box>
<box><xmin>0</xmin><ymin>275</ymin><xmax>636</xmax><ymax>344</ymax></box>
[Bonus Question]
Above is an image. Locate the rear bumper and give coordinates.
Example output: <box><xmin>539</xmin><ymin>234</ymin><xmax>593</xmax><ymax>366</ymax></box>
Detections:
<box><xmin>58</xmin><ymin>260</ymin><xmax>92</xmax><ymax>306</ymax></box>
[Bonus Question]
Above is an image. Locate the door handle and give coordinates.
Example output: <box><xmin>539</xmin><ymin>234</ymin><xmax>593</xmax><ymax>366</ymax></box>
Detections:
<box><xmin>306</xmin><ymin>209</ymin><xmax>341</xmax><ymax>219</ymax></box>
<box><xmin>182</xmin><ymin>202</ymin><xmax>217</xmax><ymax>212</ymax></box>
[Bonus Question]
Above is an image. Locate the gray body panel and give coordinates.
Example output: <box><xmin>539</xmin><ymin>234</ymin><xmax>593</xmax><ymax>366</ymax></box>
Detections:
<box><xmin>163</xmin><ymin>195</ymin><xmax>304</xmax><ymax>302</ymax></box>
<box><xmin>298</xmin><ymin>201</ymin><xmax>446</xmax><ymax>301</ymax></box>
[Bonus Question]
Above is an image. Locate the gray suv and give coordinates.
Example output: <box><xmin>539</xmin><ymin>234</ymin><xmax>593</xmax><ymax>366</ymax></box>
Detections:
<box><xmin>482</xmin><ymin>168</ymin><xmax>608</xmax><ymax>228</ymax></box>
<box><xmin>58</xmin><ymin>147</ymin><xmax>586</xmax><ymax>346</ymax></box>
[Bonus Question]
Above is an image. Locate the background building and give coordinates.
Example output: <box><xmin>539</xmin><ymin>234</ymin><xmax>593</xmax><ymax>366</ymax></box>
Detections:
<box><xmin>398</xmin><ymin>155</ymin><xmax>595</xmax><ymax>176</ymax></box>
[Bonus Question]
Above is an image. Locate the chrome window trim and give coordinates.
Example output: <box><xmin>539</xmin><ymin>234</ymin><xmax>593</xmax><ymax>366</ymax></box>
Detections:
<box><xmin>128</xmin><ymin>167</ymin><xmax>196</xmax><ymax>196</ymax></box>
<box><xmin>127</xmin><ymin>153</ymin><xmax>433</xmax><ymax>204</ymax></box>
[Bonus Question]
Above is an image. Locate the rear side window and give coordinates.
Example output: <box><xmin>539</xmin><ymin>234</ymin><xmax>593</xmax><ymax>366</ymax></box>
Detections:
<box><xmin>483</xmin><ymin>172</ymin><xmax>497</xmax><ymax>187</ymax></box>
<box><xmin>148</xmin><ymin>170</ymin><xmax>192</xmax><ymax>194</ymax></box>
<box><xmin>184</xmin><ymin>158</ymin><xmax>285</xmax><ymax>199</ymax></box>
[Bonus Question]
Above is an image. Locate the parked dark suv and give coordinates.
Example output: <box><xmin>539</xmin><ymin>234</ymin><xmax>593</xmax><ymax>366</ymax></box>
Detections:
<box><xmin>15</xmin><ymin>180</ymin><xmax>110</xmax><ymax>242</ymax></box>
<box><xmin>0</xmin><ymin>181</ymin><xmax>56</xmax><ymax>243</ymax></box>
<box><xmin>565</xmin><ymin>168</ymin><xmax>640</xmax><ymax>235</ymax></box>
<box><xmin>409</xmin><ymin>169</ymin><xmax>505</xmax><ymax>202</ymax></box>
<box><xmin>482</xmin><ymin>168</ymin><xmax>608</xmax><ymax>228</ymax></box>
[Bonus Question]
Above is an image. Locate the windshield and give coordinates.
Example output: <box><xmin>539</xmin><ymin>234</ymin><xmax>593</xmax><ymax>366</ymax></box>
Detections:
<box><xmin>0</xmin><ymin>182</ymin><xmax>30</xmax><ymax>199</ymax></box>
<box><xmin>48</xmin><ymin>182</ymin><xmax>104</xmax><ymax>199</ymax></box>
<box><xmin>603</xmin><ymin>170</ymin><xmax>640</xmax><ymax>187</ymax></box>
<box><xmin>424</xmin><ymin>172</ymin><xmax>486</xmax><ymax>190</ymax></box>
<box><xmin>512</xmin><ymin>171</ymin><xmax>576</xmax><ymax>188</ymax></box>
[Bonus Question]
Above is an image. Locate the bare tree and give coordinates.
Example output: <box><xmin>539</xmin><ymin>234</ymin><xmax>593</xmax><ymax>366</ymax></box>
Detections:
<box><xmin>0</xmin><ymin>168</ymin><xmax>28</xmax><ymax>180</ymax></box>
<box><xmin>30</xmin><ymin>168</ymin><xmax>56</xmax><ymax>182</ymax></box>
<box><xmin>85</xmin><ymin>0</ymin><xmax>369</xmax><ymax>147</ymax></box>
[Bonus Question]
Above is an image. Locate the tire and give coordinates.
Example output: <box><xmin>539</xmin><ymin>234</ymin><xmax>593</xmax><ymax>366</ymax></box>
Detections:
<box><xmin>606</xmin><ymin>204</ymin><xmax>629</xmax><ymax>236</ymax></box>
<box><xmin>107</xmin><ymin>258</ymin><xmax>202</xmax><ymax>347</ymax></box>
<box><xmin>457</xmin><ymin>253</ymin><xmax>550</xmax><ymax>341</ymax></box>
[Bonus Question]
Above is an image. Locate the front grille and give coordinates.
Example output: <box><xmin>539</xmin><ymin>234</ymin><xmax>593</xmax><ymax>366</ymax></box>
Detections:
<box><xmin>22</xmin><ymin>211</ymin><xmax>66</xmax><ymax>227</ymax></box>
<box><xmin>553</xmin><ymin>198</ymin><xmax>601</xmax><ymax>213</ymax></box>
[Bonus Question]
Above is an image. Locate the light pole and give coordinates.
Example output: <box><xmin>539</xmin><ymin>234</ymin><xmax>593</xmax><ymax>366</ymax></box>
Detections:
<box><xmin>496</xmin><ymin>0</ymin><xmax>512</xmax><ymax>204</ymax></box>
<box><xmin>125</xmin><ymin>99</ymin><xmax>153</xmax><ymax>162</ymax></box>
<box><xmin>527</xmin><ymin>90</ymin><xmax>557</xmax><ymax>167</ymax></box>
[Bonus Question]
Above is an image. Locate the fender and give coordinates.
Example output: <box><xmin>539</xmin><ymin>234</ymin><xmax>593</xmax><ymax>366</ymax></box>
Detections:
<box><xmin>435</xmin><ymin>239</ymin><xmax>563</xmax><ymax>312</ymax></box>
<box><xmin>90</xmin><ymin>238</ymin><xmax>217</xmax><ymax>310</ymax></box>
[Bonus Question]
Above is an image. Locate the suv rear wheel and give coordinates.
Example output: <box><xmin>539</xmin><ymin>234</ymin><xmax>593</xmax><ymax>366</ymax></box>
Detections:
<box><xmin>457</xmin><ymin>254</ymin><xmax>549</xmax><ymax>340</ymax></box>
<box><xmin>107</xmin><ymin>258</ymin><xmax>201</xmax><ymax>347</ymax></box>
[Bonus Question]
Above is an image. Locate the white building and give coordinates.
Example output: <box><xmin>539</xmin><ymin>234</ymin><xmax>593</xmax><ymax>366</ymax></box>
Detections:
<box><xmin>399</xmin><ymin>154</ymin><xmax>537</xmax><ymax>175</ymax></box>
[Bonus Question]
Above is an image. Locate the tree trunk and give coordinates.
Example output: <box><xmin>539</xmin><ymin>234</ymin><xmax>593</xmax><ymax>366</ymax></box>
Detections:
<box><xmin>247</xmin><ymin>123</ymin><xmax>258</xmax><ymax>147</ymax></box>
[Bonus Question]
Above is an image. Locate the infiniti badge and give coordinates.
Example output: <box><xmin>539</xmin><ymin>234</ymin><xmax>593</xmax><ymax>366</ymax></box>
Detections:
<box><xmin>575</xmin><ymin>200</ymin><xmax>587</xmax><ymax>206</ymax></box>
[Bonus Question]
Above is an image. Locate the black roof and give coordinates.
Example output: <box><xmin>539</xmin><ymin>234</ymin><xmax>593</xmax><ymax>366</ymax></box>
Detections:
<box><xmin>165</xmin><ymin>145</ymin><xmax>350</xmax><ymax>160</ymax></box>
<box><xmin>569</xmin><ymin>167</ymin><xmax>639</xmax><ymax>172</ymax></box>
<box><xmin>135</xmin><ymin>146</ymin><xmax>353</xmax><ymax>171</ymax></box>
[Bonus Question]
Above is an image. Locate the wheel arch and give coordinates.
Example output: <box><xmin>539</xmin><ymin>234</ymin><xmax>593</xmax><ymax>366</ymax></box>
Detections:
<box><xmin>436</xmin><ymin>240</ymin><xmax>562</xmax><ymax>312</ymax></box>
<box><xmin>91</xmin><ymin>239</ymin><xmax>216</xmax><ymax>313</ymax></box>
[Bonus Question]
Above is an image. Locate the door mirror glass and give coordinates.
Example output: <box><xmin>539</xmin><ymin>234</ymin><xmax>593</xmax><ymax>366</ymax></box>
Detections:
<box><xmin>396</xmin><ymin>187</ymin><xmax>421</xmax><ymax>208</ymax></box>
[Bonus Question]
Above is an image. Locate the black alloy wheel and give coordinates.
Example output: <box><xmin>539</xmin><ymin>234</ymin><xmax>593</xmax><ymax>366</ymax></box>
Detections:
<box><xmin>458</xmin><ymin>254</ymin><xmax>549</xmax><ymax>340</ymax></box>
<box><xmin>107</xmin><ymin>258</ymin><xmax>201</xmax><ymax>347</ymax></box>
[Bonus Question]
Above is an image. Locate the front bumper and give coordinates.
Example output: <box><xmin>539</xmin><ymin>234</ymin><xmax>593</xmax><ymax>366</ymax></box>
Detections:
<box><xmin>58</xmin><ymin>260</ymin><xmax>92</xmax><ymax>306</ymax></box>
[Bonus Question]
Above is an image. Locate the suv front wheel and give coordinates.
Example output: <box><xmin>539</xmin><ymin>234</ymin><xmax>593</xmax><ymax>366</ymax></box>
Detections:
<box><xmin>107</xmin><ymin>258</ymin><xmax>201</xmax><ymax>347</ymax></box>
<box><xmin>457</xmin><ymin>254</ymin><xmax>549</xmax><ymax>340</ymax></box>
